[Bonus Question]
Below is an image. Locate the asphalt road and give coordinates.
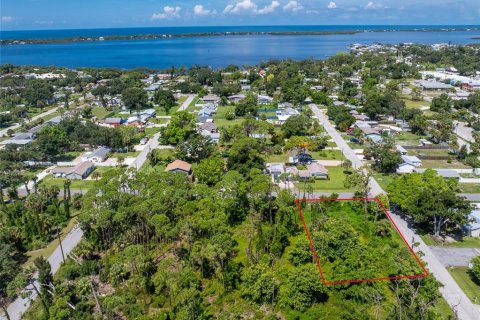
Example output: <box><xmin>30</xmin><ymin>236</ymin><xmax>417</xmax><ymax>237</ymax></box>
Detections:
<box><xmin>2</xmin><ymin>226</ymin><xmax>83</xmax><ymax>320</ymax></box>
<box><xmin>310</xmin><ymin>104</ymin><xmax>480</xmax><ymax>320</ymax></box>
<box><xmin>430</xmin><ymin>247</ymin><xmax>480</xmax><ymax>267</ymax></box>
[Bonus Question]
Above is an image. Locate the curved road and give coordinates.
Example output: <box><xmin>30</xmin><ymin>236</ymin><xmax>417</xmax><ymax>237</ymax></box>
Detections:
<box><xmin>311</xmin><ymin>104</ymin><xmax>480</xmax><ymax>320</ymax></box>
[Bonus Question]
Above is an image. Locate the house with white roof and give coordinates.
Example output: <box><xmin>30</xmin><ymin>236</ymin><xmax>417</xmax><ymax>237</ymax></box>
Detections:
<box><xmin>464</xmin><ymin>210</ymin><xmax>480</xmax><ymax>237</ymax></box>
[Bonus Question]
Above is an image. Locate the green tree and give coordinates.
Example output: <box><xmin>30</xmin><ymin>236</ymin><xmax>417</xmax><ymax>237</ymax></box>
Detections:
<box><xmin>160</xmin><ymin>111</ymin><xmax>197</xmax><ymax>145</ymax></box>
<box><xmin>235</xmin><ymin>92</ymin><xmax>258</xmax><ymax>116</ymax></box>
<box><xmin>281</xmin><ymin>115</ymin><xmax>313</xmax><ymax>138</ymax></box>
<box><xmin>472</xmin><ymin>256</ymin><xmax>480</xmax><ymax>283</ymax></box>
<box><xmin>121</xmin><ymin>87</ymin><xmax>148</xmax><ymax>111</ymax></box>
<box><xmin>388</xmin><ymin>169</ymin><xmax>472</xmax><ymax>236</ymax></box>
<box><xmin>193</xmin><ymin>156</ymin><xmax>224</xmax><ymax>186</ymax></box>
<box><xmin>175</xmin><ymin>134</ymin><xmax>217</xmax><ymax>162</ymax></box>
<box><xmin>226</xmin><ymin>137</ymin><xmax>265</xmax><ymax>176</ymax></box>
<box><xmin>279</xmin><ymin>264</ymin><xmax>327</xmax><ymax>311</ymax></box>
<box><xmin>153</xmin><ymin>89</ymin><xmax>176</xmax><ymax>114</ymax></box>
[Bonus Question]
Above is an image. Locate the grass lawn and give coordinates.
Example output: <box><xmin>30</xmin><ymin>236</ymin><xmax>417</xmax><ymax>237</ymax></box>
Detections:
<box><xmin>403</xmin><ymin>97</ymin><xmax>430</xmax><ymax>110</ymax></box>
<box><xmin>395</xmin><ymin>131</ymin><xmax>427</xmax><ymax>145</ymax></box>
<box><xmin>91</xmin><ymin>106</ymin><xmax>112</xmax><ymax>119</ymax></box>
<box><xmin>420</xmin><ymin>160</ymin><xmax>470</xmax><ymax>169</ymax></box>
<box><xmin>373</xmin><ymin>172</ymin><xmax>396</xmax><ymax>190</ymax></box>
<box><xmin>459</xmin><ymin>183</ymin><xmax>480</xmax><ymax>193</ymax></box>
<box><xmin>407</xmin><ymin>149</ymin><xmax>452</xmax><ymax>157</ymax></box>
<box><xmin>311</xmin><ymin>149</ymin><xmax>344</xmax><ymax>160</ymax></box>
<box><xmin>40</xmin><ymin>175</ymin><xmax>97</xmax><ymax>190</ymax></box>
<box><xmin>420</xmin><ymin>233</ymin><xmax>480</xmax><ymax>248</ymax></box>
<box><xmin>214</xmin><ymin>106</ymin><xmax>244</xmax><ymax>128</ymax></box>
<box><xmin>144</xmin><ymin>127</ymin><xmax>162</xmax><ymax>136</ymax></box>
<box><xmin>295</xmin><ymin>166</ymin><xmax>353</xmax><ymax>192</ymax></box>
<box><xmin>448</xmin><ymin>267</ymin><xmax>480</xmax><ymax>304</ymax></box>
<box><xmin>110</xmin><ymin>151</ymin><xmax>140</xmax><ymax>158</ymax></box>
<box><xmin>41</xmin><ymin>111</ymin><xmax>62</xmax><ymax>122</ymax></box>
<box><xmin>24</xmin><ymin>216</ymin><xmax>78</xmax><ymax>267</ymax></box>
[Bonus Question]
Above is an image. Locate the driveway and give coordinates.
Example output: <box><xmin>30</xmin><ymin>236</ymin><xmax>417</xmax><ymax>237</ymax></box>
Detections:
<box><xmin>429</xmin><ymin>247</ymin><xmax>480</xmax><ymax>267</ymax></box>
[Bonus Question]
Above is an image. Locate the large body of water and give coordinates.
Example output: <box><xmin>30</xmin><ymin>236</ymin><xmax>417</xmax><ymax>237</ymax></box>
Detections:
<box><xmin>1</xmin><ymin>25</ymin><xmax>479</xmax><ymax>69</ymax></box>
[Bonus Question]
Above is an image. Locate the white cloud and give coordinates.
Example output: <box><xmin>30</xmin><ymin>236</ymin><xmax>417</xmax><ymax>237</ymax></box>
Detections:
<box><xmin>224</xmin><ymin>0</ymin><xmax>280</xmax><ymax>15</ymax></box>
<box><xmin>364</xmin><ymin>1</ymin><xmax>384</xmax><ymax>10</ymax></box>
<box><xmin>224</xmin><ymin>0</ymin><xmax>257</xmax><ymax>14</ymax></box>
<box><xmin>1</xmin><ymin>16</ymin><xmax>13</xmax><ymax>22</ymax></box>
<box><xmin>283</xmin><ymin>1</ymin><xmax>303</xmax><ymax>12</ymax></box>
<box><xmin>35</xmin><ymin>20</ymin><xmax>54</xmax><ymax>25</ymax></box>
<box><xmin>327</xmin><ymin>2</ymin><xmax>337</xmax><ymax>9</ymax></box>
<box><xmin>193</xmin><ymin>5</ymin><xmax>214</xmax><ymax>17</ymax></box>
<box><xmin>151</xmin><ymin>6</ymin><xmax>182</xmax><ymax>20</ymax></box>
<box><xmin>306</xmin><ymin>9</ymin><xmax>319</xmax><ymax>14</ymax></box>
<box><xmin>258</xmin><ymin>1</ymin><xmax>280</xmax><ymax>14</ymax></box>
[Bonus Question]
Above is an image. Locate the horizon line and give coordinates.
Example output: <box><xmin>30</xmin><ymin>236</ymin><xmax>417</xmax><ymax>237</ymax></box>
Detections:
<box><xmin>2</xmin><ymin>23</ymin><xmax>480</xmax><ymax>33</ymax></box>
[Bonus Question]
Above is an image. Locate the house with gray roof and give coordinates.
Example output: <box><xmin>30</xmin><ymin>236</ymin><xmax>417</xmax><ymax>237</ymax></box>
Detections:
<box><xmin>81</xmin><ymin>146</ymin><xmax>110</xmax><ymax>163</ymax></box>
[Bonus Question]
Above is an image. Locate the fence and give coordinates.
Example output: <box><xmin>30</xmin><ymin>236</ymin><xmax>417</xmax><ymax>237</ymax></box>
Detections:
<box><xmin>403</xmin><ymin>145</ymin><xmax>450</xmax><ymax>150</ymax></box>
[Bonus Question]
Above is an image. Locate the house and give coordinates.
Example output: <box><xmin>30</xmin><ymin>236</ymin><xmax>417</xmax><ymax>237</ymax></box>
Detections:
<box><xmin>257</xmin><ymin>95</ymin><xmax>273</xmax><ymax>105</ymax></box>
<box><xmin>52</xmin><ymin>161</ymin><xmax>95</xmax><ymax>180</ymax></box>
<box><xmin>414</xmin><ymin>168</ymin><xmax>460</xmax><ymax>180</ymax></box>
<box><xmin>82</xmin><ymin>146</ymin><xmax>110</xmax><ymax>163</ymax></box>
<box><xmin>395</xmin><ymin>145</ymin><xmax>408</xmax><ymax>155</ymax></box>
<box><xmin>0</xmin><ymin>132</ymin><xmax>35</xmax><ymax>146</ymax></box>
<box><xmin>360</xmin><ymin>127</ymin><xmax>382</xmax><ymax>143</ymax></box>
<box><xmin>289</xmin><ymin>152</ymin><xmax>314</xmax><ymax>164</ymax></box>
<box><xmin>307</xmin><ymin>163</ymin><xmax>329</xmax><ymax>179</ymax></box>
<box><xmin>101</xmin><ymin>118</ymin><xmax>123</xmax><ymax>127</ymax></box>
<box><xmin>464</xmin><ymin>210</ymin><xmax>480</xmax><ymax>237</ymax></box>
<box><xmin>228</xmin><ymin>94</ymin><xmax>246</xmax><ymax>104</ymax></box>
<box><xmin>199</xmin><ymin>122</ymin><xmax>220</xmax><ymax>143</ymax></box>
<box><xmin>202</xmin><ymin>95</ymin><xmax>220</xmax><ymax>105</ymax></box>
<box><xmin>66</xmin><ymin>161</ymin><xmax>95</xmax><ymax>180</ymax></box>
<box><xmin>199</xmin><ymin>122</ymin><xmax>218</xmax><ymax>133</ymax></box>
<box><xmin>165</xmin><ymin>160</ymin><xmax>192</xmax><ymax>175</ymax></box>
<box><xmin>266</xmin><ymin>163</ymin><xmax>286</xmax><ymax>180</ymax></box>
<box><xmin>416</xmin><ymin>80</ymin><xmax>453</xmax><ymax>91</ymax></box>
<box><xmin>396</xmin><ymin>162</ymin><xmax>416</xmax><ymax>174</ymax></box>
<box><xmin>401</xmin><ymin>155</ymin><xmax>422</xmax><ymax>167</ymax></box>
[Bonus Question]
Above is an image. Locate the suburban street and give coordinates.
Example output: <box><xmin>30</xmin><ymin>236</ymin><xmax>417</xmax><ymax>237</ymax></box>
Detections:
<box><xmin>0</xmin><ymin>106</ymin><xmax>59</xmax><ymax>137</ymax></box>
<box><xmin>311</xmin><ymin>104</ymin><xmax>480</xmax><ymax>320</ymax></box>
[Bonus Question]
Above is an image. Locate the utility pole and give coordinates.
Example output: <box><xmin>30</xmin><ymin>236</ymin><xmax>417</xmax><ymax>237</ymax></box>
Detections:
<box><xmin>57</xmin><ymin>227</ymin><xmax>65</xmax><ymax>264</ymax></box>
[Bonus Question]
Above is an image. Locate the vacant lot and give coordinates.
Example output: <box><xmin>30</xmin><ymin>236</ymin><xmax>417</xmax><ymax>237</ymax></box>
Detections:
<box><xmin>298</xmin><ymin>199</ymin><xmax>426</xmax><ymax>284</ymax></box>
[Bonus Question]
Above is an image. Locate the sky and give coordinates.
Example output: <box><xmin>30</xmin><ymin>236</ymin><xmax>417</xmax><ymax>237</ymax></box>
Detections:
<box><xmin>1</xmin><ymin>0</ymin><xmax>480</xmax><ymax>31</ymax></box>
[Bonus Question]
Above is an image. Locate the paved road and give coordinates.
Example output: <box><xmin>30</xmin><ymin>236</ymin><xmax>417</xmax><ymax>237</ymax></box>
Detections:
<box><xmin>0</xmin><ymin>107</ymin><xmax>60</xmax><ymax>137</ymax></box>
<box><xmin>311</xmin><ymin>105</ymin><xmax>383</xmax><ymax>196</ymax></box>
<box><xmin>128</xmin><ymin>132</ymin><xmax>160</xmax><ymax>170</ymax></box>
<box><xmin>429</xmin><ymin>247</ymin><xmax>480</xmax><ymax>267</ymax></box>
<box><xmin>310</xmin><ymin>104</ymin><xmax>480</xmax><ymax>320</ymax></box>
<box><xmin>2</xmin><ymin>226</ymin><xmax>83</xmax><ymax>320</ymax></box>
<box><xmin>177</xmin><ymin>94</ymin><xmax>196</xmax><ymax>112</ymax></box>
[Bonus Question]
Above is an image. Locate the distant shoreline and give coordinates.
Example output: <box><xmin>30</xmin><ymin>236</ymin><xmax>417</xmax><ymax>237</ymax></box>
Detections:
<box><xmin>2</xmin><ymin>27</ymin><xmax>480</xmax><ymax>46</ymax></box>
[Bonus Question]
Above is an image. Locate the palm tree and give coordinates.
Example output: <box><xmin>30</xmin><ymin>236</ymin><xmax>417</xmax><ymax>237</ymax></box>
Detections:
<box><xmin>91</xmin><ymin>171</ymin><xmax>101</xmax><ymax>181</ymax></box>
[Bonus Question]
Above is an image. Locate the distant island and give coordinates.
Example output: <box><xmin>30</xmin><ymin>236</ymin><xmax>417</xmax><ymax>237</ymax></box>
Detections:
<box><xmin>2</xmin><ymin>26</ymin><xmax>479</xmax><ymax>46</ymax></box>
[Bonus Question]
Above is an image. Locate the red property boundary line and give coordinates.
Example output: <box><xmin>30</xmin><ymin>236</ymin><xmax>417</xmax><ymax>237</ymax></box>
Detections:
<box><xmin>295</xmin><ymin>197</ymin><xmax>429</xmax><ymax>285</ymax></box>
